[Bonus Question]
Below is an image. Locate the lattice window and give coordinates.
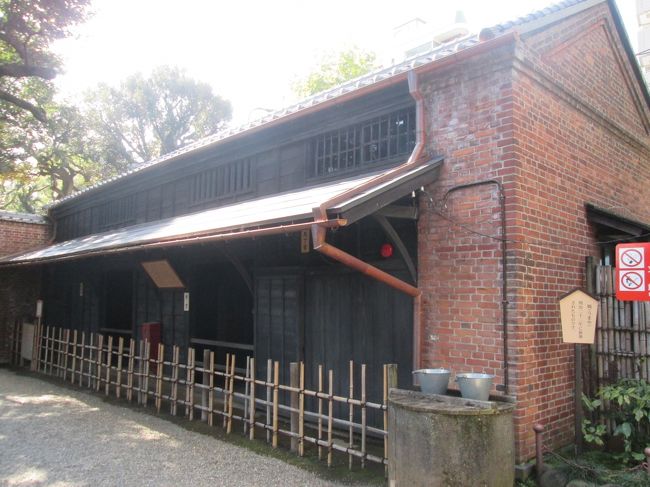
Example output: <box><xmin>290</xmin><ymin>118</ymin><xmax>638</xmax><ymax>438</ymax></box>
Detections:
<box><xmin>308</xmin><ymin>106</ymin><xmax>416</xmax><ymax>179</ymax></box>
<box><xmin>190</xmin><ymin>157</ymin><xmax>255</xmax><ymax>206</ymax></box>
<box><xmin>97</xmin><ymin>195</ymin><xmax>136</xmax><ymax>230</ymax></box>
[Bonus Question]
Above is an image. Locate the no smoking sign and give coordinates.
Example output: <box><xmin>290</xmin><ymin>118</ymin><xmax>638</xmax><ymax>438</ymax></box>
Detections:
<box><xmin>616</xmin><ymin>243</ymin><xmax>650</xmax><ymax>301</ymax></box>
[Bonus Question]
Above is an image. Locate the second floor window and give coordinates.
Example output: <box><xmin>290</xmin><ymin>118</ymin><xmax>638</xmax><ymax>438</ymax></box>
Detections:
<box><xmin>308</xmin><ymin>106</ymin><xmax>416</xmax><ymax>179</ymax></box>
<box><xmin>97</xmin><ymin>195</ymin><xmax>136</xmax><ymax>230</ymax></box>
<box><xmin>190</xmin><ymin>156</ymin><xmax>255</xmax><ymax>205</ymax></box>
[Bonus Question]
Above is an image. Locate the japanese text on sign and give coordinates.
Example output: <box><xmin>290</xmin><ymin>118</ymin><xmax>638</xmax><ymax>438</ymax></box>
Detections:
<box><xmin>559</xmin><ymin>289</ymin><xmax>598</xmax><ymax>344</ymax></box>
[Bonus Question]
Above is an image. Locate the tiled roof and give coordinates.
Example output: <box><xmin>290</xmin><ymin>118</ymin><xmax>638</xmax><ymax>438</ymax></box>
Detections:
<box><xmin>0</xmin><ymin>210</ymin><xmax>48</xmax><ymax>224</ymax></box>
<box><xmin>48</xmin><ymin>0</ymin><xmax>590</xmax><ymax>210</ymax></box>
<box><xmin>487</xmin><ymin>0</ymin><xmax>586</xmax><ymax>35</ymax></box>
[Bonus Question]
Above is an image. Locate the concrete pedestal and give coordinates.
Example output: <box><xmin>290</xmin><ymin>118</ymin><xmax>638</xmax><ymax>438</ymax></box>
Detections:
<box><xmin>388</xmin><ymin>389</ymin><xmax>515</xmax><ymax>487</ymax></box>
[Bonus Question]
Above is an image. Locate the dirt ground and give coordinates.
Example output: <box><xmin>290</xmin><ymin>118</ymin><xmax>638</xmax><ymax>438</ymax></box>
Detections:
<box><xmin>0</xmin><ymin>368</ymin><xmax>377</xmax><ymax>487</ymax></box>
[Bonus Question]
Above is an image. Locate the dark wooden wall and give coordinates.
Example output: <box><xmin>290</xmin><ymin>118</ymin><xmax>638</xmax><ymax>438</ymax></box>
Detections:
<box><xmin>42</xmin><ymin>214</ymin><xmax>417</xmax><ymax>414</ymax></box>
<box><xmin>52</xmin><ymin>84</ymin><xmax>414</xmax><ymax>242</ymax></box>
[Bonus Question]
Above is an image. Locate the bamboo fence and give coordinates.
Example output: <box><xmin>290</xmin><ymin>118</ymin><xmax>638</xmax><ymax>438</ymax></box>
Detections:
<box><xmin>586</xmin><ymin>262</ymin><xmax>650</xmax><ymax>433</ymax></box>
<box><xmin>592</xmin><ymin>264</ymin><xmax>650</xmax><ymax>384</ymax></box>
<box><xmin>11</xmin><ymin>324</ymin><xmax>396</xmax><ymax>470</ymax></box>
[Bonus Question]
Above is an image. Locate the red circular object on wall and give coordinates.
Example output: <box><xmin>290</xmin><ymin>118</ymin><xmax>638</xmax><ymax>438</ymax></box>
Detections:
<box><xmin>380</xmin><ymin>243</ymin><xmax>394</xmax><ymax>258</ymax></box>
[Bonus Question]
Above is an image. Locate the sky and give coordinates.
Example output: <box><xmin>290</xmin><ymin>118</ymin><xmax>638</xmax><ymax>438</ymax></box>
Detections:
<box><xmin>52</xmin><ymin>0</ymin><xmax>640</xmax><ymax>125</ymax></box>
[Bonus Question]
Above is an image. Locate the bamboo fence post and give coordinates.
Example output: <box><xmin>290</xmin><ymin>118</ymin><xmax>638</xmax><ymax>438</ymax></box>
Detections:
<box><xmin>299</xmin><ymin>361</ymin><xmax>305</xmax><ymax>457</ymax></box>
<box><xmin>227</xmin><ymin>355</ymin><xmax>235</xmax><ymax>434</ymax></box>
<box><xmin>95</xmin><ymin>334</ymin><xmax>104</xmax><ymax>392</ymax></box>
<box><xmin>105</xmin><ymin>335</ymin><xmax>113</xmax><ymax>396</ymax></box>
<box><xmin>290</xmin><ymin>362</ymin><xmax>299</xmax><ymax>452</ymax></box>
<box><xmin>249</xmin><ymin>357</ymin><xmax>256</xmax><ymax>440</ymax></box>
<box><xmin>170</xmin><ymin>345</ymin><xmax>179</xmax><ymax>415</ymax></box>
<box><xmin>349</xmin><ymin>360</ymin><xmax>354</xmax><ymax>470</ymax></box>
<box><xmin>186</xmin><ymin>347</ymin><xmax>195</xmax><ymax>420</ymax></box>
<box><xmin>272</xmin><ymin>361</ymin><xmax>279</xmax><ymax>448</ymax></box>
<box><xmin>207</xmin><ymin>350</ymin><xmax>215</xmax><ymax>427</ymax></box>
<box><xmin>62</xmin><ymin>329</ymin><xmax>70</xmax><ymax>381</ymax></box>
<box><xmin>222</xmin><ymin>354</ymin><xmax>230</xmax><ymax>428</ymax></box>
<box><xmin>30</xmin><ymin>321</ymin><xmax>39</xmax><ymax>371</ymax></box>
<box><xmin>155</xmin><ymin>343</ymin><xmax>164</xmax><ymax>413</ymax></box>
<box><xmin>56</xmin><ymin>327</ymin><xmax>63</xmax><ymax>377</ymax></box>
<box><xmin>243</xmin><ymin>357</ymin><xmax>250</xmax><ymax>435</ymax></box>
<box><xmin>318</xmin><ymin>364</ymin><xmax>323</xmax><ymax>461</ymax></box>
<box><xmin>37</xmin><ymin>321</ymin><xmax>43</xmax><ymax>372</ymax></box>
<box><xmin>43</xmin><ymin>326</ymin><xmax>50</xmax><ymax>374</ymax></box>
<box><xmin>266</xmin><ymin>358</ymin><xmax>272</xmax><ymax>443</ymax></box>
<box><xmin>116</xmin><ymin>337</ymin><xmax>124</xmax><ymax>399</ymax></box>
<box><xmin>143</xmin><ymin>340</ymin><xmax>151</xmax><ymax>407</ymax></box>
<box><xmin>79</xmin><ymin>332</ymin><xmax>85</xmax><ymax>387</ymax></box>
<box><xmin>201</xmin><ymin>349</ymin><xmax>210</xmax><ymax>422</ymax></box>
<box><xmin>127</xmin><ymin>339</ymin><xmax>135</xmax><ymax>402</ymax></box>
<box><xmin>70</xmin><ymin>330</ymin><xmax>78</xmax><ymax>384</ymax></box>
<box><xmin>49</xmin><ymin>327</ymin><xmax>56</xmax><ymax>375</ymax></box>
<box><xmin>384</xmin><ymin>363</ymin><xmax>398</xmax><ymax>473</ymax></box>
<box><xmin>327</xmin><ymin>369</ymin><xmax>334</xmax><ymax>467</ymax></box>
<box><xmin>137</xmin><ymin>340</ymin><xmax>144</xmax><ymax>404</ymax></box>
<box><xmin>44</xmin><ymin>325</ymin><xmax>50</xmax><ymax>373</ymax></box>
<box><xmin>361</xmin><ymin>363</ymin><xmax>367</xmax><ymax>468</ymax></box>
<box><xmin>87</xmin><ymin>333</ymin><xmax>94</xmax><ymax>389</ymax></box>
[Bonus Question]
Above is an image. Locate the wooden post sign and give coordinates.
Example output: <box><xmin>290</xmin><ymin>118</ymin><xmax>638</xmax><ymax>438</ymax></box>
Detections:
<box><xmin>559</xmin><ymin>289</ymin><xmax>598</xmax><ymax>344</ymax></box>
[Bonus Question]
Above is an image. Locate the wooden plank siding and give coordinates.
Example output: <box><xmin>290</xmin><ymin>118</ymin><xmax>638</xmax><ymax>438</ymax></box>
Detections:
<box><xmin>51</xmin><ymin>85</ymin><xmax>414</xmax><ymax>241</ymax></box>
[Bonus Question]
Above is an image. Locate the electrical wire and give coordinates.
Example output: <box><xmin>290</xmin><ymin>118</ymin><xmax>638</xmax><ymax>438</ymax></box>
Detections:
<box><xmin>420</xmin><ymin>189</ymin><xmax>650</xmax><ymax>248</ymax></box>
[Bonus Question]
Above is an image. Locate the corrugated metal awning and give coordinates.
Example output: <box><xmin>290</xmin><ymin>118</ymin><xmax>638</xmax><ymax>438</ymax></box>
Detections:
<box><xmin>1</xmin><ymin>158</ymin><xmax>441</xmax><ymax>265</ymax></box>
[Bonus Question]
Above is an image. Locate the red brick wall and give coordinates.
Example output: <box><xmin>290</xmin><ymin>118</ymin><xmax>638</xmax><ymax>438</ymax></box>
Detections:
<box><xmin>417</xmin><ymin>3</ymin><xmax>650</xmax><ymax>462</ymax></box>
<box><xmin>0</xmin><ymin>218</ymin><xmax>51</xmax><ymax>257</ymax></box>
<box><xmin>0</xmin><ymin>217</ymin><xmax>50</xmax><ymax>363</ymax></box>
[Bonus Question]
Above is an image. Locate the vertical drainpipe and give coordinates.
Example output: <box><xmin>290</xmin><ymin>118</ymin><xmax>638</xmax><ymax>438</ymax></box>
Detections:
<box><xmin>311</xmin><ymin>70</ymin><xmax>427</xmax><ymax>372</ymax></box>
<box><xmin>442</xmin><ymin>180</ymin><xmax>509</xmax><ymax>395</ymax></box>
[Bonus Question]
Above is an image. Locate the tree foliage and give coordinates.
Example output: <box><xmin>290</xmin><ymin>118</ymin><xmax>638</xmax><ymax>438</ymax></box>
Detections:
<box><xmin>0</xmin><ymin>0</ymin><xmax>92</xmax><ymax>212</ymax></box>
<box><xmin>0</xmin><ymin>0</ymin><xmax>91</xmax><ymax>122</ymax></box>
<box><xmin>1</xmin><ymin>65</ymin><xmax>233</xmax><ymax>213</ymax></box>
<box><xmin>293</xmin><ymin>47</ymin><xmax>378</xmax><ymax>97</ymax></box>
<box><xmin>0</xmin><ymin>3</ymin><xmax>233</xmax><ymax>213</ymax></box>
<box><xmin>84</xmin><ymin>66</ymin><xmax>232</xmax><ymax>167</ymax></box>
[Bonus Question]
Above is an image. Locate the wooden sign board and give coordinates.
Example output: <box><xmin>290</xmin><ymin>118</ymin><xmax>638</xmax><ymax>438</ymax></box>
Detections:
<box><xmin>141</xmin><ymin>260</ymin><xmax>185</xmax><ymax>289</ymax></box>
<box><xmin>559</xmin><ymin>289</ymin><xmax>598</xmax><ymax>344</ymax></box>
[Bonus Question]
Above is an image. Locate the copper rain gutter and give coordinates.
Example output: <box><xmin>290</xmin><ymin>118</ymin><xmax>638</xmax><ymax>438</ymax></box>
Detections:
<box><xmin>311</xmin><ymin>70</ymin><xmax>426</xmax><ymax>370</ymax></box>
<box><xmin>2</xmin><ymin>219</ymin><xmax>346</xmax><ymax>267</ymax></box>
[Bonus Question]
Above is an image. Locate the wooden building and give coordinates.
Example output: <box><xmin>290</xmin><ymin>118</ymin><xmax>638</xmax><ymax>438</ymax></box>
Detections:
<box><xmin>2</xmin><ymin>0</ymin><xmax>650</xmax><ymax>463</ymax></box>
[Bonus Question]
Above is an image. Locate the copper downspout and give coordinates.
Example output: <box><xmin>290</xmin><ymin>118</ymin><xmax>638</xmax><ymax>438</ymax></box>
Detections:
<box><xmin>311</xmin><ymin>70</ymin><xmax>427</xmax><ymax>370</ymax></box>
<box><xmin>313</xmin><ymin>71</ymin><xmax>426</xmax><ymax>222</ymax></box>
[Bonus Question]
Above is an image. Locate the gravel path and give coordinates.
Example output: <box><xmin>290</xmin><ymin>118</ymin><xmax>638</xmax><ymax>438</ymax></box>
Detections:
<box><xmin>0</xmin><ymin>369</ymin><xmax>373</xmax><ymax>487</ymax></box>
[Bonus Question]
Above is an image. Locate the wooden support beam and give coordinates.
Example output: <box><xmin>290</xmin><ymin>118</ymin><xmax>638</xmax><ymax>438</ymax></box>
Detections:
<box><xmin>373</xmin><ymin>214</ymin><xmax>417</xmax><ymax>284</ymax></box>
<box><xmin>376</xmin><ymin>205</ymin><xmax>418</xmax><ymax>220</ymax></box>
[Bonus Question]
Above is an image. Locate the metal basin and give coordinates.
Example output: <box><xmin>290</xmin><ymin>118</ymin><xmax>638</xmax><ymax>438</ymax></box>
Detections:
<box><xmin>413</xmin><ymin>368</ymin><xmax>450</xmax><ymax>395</ymax></box>
<box><xmin>456</xmin><ymin>373</ymin><xmax>494</xmax><ymax>401</ymax></box>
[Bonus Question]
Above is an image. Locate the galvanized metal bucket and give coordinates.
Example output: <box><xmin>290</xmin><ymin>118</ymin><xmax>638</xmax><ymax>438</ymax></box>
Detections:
<box><xmin>413</xmin><ymin>368</ymin><xmax>451</xmax><ymax>395</ymax></box>
<box><xmin>456</xmin><ymin>373</ymin><xmax>494</xmax><ymax>401</ymax></box>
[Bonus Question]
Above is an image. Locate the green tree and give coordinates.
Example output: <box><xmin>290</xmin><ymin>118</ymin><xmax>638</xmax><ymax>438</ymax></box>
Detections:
<box><xmin>0</xmin><ymin>102</ymin><xmax>118</xmax><ymax>212</ymax></box>
<box><xmin>293</xmin><ymin>47</ymin><xmax>378</xmax><ymax>97</ymax></box>
<box><xmin>0</xmin><ymin>0</ymin><xmax>92</xmax><ymax>212</ymax></box>
<box><xmin>84</xmin><ymin>66</ymin><xmax>232</xmax><ymax>166</ymax></box>
<box><xmin>0</xmin><ymin>0</ymin><xmax>91</xmax><ymax>122</ymax></box>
